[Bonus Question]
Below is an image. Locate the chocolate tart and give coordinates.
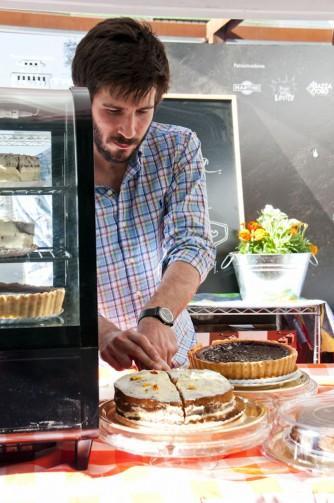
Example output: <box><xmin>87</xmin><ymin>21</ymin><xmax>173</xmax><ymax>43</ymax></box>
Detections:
<box><xmin>188</xmin><ymin>339</ymin><xmax>297</xmax><ymax>380</ymax></box>
<box><xmin>0</xmin><ymin>283</ymin><xmax>65</xmax><ymax>319</ymax></box>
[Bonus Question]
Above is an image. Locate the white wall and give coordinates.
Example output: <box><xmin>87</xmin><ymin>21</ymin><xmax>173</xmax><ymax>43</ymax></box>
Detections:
<box><xmin>1</xmin><ymin>0</ymin><xmax>334</xmax><ymax>19</ymax></box>
<box><xmin>0</xmin><ymin>27</ymin><xmax>82</xmax><ymax>89</ymax></box>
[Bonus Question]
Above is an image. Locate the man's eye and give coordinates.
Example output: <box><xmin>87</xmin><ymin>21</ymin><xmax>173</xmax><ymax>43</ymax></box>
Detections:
<box><xmin>106</xmin><ymin>109</ymin><xmax>121</xmax><ymax>115</ymax></box>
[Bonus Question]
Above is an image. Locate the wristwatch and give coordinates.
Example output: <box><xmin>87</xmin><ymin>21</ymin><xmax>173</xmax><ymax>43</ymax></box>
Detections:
<box><xmin>138</xmin><ymin>307</ymin><xmax>174</xmax><ymax>326</ymax></box>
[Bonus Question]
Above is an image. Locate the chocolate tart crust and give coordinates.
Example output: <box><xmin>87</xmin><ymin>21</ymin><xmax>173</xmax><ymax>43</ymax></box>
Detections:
<box><xmin>188</xmin><ymin>339</ymin><xmax>297</xmax><ymax>379</ymax></box>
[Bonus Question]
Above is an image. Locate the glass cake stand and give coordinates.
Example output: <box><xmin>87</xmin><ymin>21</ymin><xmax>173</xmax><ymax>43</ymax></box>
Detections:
<box><xmin>232</xmin><ymin>370</ymin><xmax>318</xmax><ymax>416</ymax></box>
<box><xmin>263</xmin><ymin>395</ymin><xmax>334</xmax><ymax>474</ymax></box>
<box><xmin>99</xmin><ymin>396</ymin><xmax>270</xmax><ymax>458</ymax></box>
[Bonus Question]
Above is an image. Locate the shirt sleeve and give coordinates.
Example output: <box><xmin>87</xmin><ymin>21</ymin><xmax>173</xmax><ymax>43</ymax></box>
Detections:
<box><xmin>161</xmin><ymin>130</ymin><xmax>216</xmax><ymax>283</ymax></box>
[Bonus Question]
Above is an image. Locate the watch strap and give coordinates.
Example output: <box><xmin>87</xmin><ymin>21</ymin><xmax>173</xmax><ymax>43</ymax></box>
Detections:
<box><xmin>138</xmin><ymin>307</ymin><xmax>174</xmax><ymax>326</ymax></box>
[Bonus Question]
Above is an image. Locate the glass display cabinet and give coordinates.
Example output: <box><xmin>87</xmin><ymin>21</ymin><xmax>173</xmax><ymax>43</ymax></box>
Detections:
<box><xmin>0</xmin><ymin>87</ymin><xmax>98</xmax><ymax>469</ymax></box>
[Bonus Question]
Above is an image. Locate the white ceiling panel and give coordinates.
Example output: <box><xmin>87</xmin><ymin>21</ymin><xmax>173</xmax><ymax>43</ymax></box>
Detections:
<box><xmin>1</xmin><ymin>0</ymin><xmax>334</xmax><ymax>20</ymax></box>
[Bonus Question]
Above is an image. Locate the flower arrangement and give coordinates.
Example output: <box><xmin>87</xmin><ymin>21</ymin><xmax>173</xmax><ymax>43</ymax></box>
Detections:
<box><xmin>238</xmin><ymin>204</ymin><xmax>318</xmax><ymax>255</ymax></box>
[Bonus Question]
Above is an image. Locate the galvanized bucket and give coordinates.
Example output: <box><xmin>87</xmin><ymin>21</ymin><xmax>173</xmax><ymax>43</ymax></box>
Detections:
<box><xmin>223</xmin><ymin>252</ymin><xmax>315</xmax><ymax>302</ymax></box>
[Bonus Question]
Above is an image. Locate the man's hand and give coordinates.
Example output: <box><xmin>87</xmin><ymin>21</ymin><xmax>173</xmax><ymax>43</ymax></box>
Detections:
<box><xmin>99</xmin><ymin>326</ymin><xmax>170</xmax><ymax>371</ymax></box>
<box><xmin>137</xmin><ymin>317</ymin><xmax>177</xmax><ymax>367</ymax></box>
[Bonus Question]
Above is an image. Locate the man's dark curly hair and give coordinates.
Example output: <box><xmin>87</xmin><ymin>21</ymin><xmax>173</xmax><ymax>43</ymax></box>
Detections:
<box><xmin>72</xmin><ymin>17</ymin><xmax>170</xmax><ymax>104</ymax></box>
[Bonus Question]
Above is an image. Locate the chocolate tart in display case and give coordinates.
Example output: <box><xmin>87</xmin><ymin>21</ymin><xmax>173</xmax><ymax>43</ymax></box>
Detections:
<box><xmin>264</xmin><ymin>395</ymin><xmax>334</xmax><ymax>474</ymax></box>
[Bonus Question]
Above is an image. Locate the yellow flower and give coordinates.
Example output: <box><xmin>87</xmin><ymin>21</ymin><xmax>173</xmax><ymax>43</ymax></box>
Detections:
<box><xmin>239</xmin><ymin>229</ymin><xmax>251</xmax><ymax>241</ymax></box>
<box><xmin>290</xmin><ymin>225</ymin><xmax>299</xmax><ymax>236</ymax></box>
<box><xmin>253</xmin><ymin>228</ymin><xmax>267</xmax><ymax>241</ymax></box>
<box><xmin>309</xmin><ymin>243</ymin><xmax>319</xmax><ymax>255</ymax></box>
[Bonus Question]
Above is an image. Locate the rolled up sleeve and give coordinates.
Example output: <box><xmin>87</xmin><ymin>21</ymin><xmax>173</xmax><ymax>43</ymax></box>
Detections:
<box><xmin>162</xmin><ymin>131</ymin><xmax>216</xmax><ymax>283</ymax></box>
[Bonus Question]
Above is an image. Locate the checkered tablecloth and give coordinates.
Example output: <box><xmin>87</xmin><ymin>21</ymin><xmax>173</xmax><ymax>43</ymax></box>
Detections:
<box><xmin>1</xmin><ymin>364</ymin><xmax>334</xmax><ymax>503</ymax></box>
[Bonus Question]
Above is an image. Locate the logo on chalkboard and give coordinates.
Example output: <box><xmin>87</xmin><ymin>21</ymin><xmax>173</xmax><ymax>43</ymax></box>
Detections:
<box><xmin>209</xmin><ymin>221</ymin><xmax>228</xmax><ymax>247</ymax></box>
<box><xmin>306</xmin><ymin>81</ymin><xmax>333</xmax><ymax>96</ymax></box>
<box><xmin>271</xmin><ymin>77</ymin><xmax>295</xmax><ymax>102</ymax></box>
<box><xmin>233</xmin><ymin>63</ymin><xmax>266</xmax><ymax>69</ymax></box>
<box><xmin>232</xmin><ymin>80</ymin><xmax>262</xmax><ymax>95</ymax></box>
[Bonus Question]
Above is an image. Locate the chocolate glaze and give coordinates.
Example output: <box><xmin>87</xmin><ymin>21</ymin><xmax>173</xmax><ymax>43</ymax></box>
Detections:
<box><xmin>199</xmin><ymin>341</ymin><xmax>290</xmax><ymax>363</ymax></box>
<box><xmin>0</xmin><ymin>282</ymin><xmax>57</xmax><ymax>294</ymax></box>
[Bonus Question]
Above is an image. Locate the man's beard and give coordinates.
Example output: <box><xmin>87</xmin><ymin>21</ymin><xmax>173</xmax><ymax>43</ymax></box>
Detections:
<box><xmin>93</xmin><ymin>121</ymin><xmax>150</xmax><ymax>164</ymax></box>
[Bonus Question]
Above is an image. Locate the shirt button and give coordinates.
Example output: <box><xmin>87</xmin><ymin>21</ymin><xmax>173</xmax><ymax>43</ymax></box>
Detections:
<box><xmin>128</xmin><ymin>258</ymin><xmax>135</xmax><ymax>264</ymax></box>
<box><xmin>135</xmin><ymin>291</ymin><xmax>142</xmax><ymax>298</ymax></box>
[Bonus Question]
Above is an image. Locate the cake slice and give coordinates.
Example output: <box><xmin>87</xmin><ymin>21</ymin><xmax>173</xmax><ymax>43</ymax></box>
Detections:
<box><xmin>114</xmin><ymin>370</ymin><xmax>184</xmax><ymax>424</ymax></box>
<box><xmin>168</xmin><ymin>369</ymin><xmax>235</xmax><ymax>424</ymax></box>
<box><xmin>0</xmin><ymin>219</ymin><xmax>35</xmax><ymax>250</ymax></box>
<box><xmin>0</xmin><ymin>153</ymin><xmax>40</xmax><ymax>182</ymax></box>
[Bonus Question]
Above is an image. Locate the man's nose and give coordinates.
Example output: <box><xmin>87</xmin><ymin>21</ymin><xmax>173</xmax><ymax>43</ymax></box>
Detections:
<box><xmin>118</xmin><ymin>114</ymin><xmax>136</xmax><ymax>139</ymax></box>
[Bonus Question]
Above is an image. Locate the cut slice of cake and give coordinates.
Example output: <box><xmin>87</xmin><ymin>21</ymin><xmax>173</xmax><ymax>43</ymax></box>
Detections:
<box><xmin>114</xmin><ymin>370</ymin><xmax>184</xmax><ymax>424</ymax></box>
<box><xmin>168</xmin><ymin>369</ymin><xmax>235</xmax><ymax>424</ymax></box>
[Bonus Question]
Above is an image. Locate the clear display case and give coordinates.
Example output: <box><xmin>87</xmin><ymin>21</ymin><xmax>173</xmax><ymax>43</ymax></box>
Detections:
<box><xmin>264</xmin><ymin>395</ymin><xmax>334</xmax><ymax>474</ymax></box>
<box><xmin>0</xmin><ymin>87</ymin><xmax>98</xmax><ymax>469</ymax></box>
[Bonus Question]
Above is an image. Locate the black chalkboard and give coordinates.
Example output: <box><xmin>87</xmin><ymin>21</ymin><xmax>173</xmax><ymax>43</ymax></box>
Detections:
<box><xmin>155</xmin><ymin>94</ymin><xmax>244</xmax><ymax>293</ymax></box>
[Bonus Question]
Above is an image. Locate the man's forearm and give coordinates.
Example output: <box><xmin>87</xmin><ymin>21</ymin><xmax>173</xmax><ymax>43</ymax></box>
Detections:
<box><xmin>143</xmin><ymin>261</ymin><xmax>200</xmax><ymax>317</ymax></box>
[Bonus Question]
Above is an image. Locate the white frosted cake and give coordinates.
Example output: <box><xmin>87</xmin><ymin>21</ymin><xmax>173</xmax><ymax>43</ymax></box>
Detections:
<box><xmin>114</xmin><ymin>369</ymin><xmax>236</xmax><ymax>425</ymax></box>
<box><xmin>0</xmin><ymin>219</ymin><xmax>35</xmax><ymax>252</ymax></box>
<box><xmin>0</xmin><ymin>154</ymin><xmax>40</xmax><ymax>182</ymax></box>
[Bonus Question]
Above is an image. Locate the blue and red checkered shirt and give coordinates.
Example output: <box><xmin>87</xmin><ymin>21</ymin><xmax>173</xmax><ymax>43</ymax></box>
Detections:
<box><xmin>95</xmin><ymin>121</ymin><xmax>215</xmax><ymax>366</ymax></box>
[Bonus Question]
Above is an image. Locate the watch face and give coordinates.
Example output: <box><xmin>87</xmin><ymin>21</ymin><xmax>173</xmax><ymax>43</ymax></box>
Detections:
<box><xmin>159</xmin><ymin>307</ymin><xmax>174</xmax><ymax>325</ymax></box>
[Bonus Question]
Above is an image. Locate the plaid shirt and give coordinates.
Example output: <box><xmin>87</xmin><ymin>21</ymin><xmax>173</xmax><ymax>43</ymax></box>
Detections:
<box><xmin>95</xmin><ymin>122</ymin><xmax>215</xmax><ymax>366</ymax></box>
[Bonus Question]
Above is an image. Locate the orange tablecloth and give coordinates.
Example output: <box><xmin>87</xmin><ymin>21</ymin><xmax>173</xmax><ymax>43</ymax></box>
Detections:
<box><xmin>1</xmin><ymin>364</ymin><xmax>334</xmax><ymax>503</ymax></box>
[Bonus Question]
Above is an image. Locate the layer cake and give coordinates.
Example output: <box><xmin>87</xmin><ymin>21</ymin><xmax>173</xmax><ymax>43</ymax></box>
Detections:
<box><xmin>114</xmin><ymin>369</ymin><xmax>236</xmax><ymax>425</ymax></box>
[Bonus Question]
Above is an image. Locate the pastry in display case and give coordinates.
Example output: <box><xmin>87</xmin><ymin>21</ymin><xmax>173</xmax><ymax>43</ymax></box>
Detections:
<box><xmin>0</xmin><ymin>87</ymin><xmax>98</xmax><ymax>469</ymax></box>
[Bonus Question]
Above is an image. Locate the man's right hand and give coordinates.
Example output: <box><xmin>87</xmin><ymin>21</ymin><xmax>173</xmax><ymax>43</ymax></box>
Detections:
<box><xmin>99</xmin><ymin>326</ymin><xmax>170</xmax><ymax>371</ymax></box>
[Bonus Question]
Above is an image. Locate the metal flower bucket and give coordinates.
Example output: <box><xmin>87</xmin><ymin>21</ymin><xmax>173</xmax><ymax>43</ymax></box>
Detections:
<box><xmin>223</xmin><ymin>252</ymin><xmax>315</xmax><ymax>302</ymax></box>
